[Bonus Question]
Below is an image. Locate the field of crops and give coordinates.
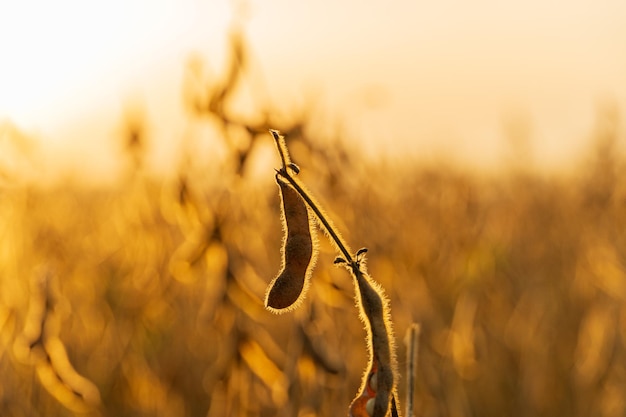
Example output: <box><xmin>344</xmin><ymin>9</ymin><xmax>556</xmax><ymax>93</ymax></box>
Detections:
<box><xmin>1</xmin><ymin>34</ymin><xmax>625</xmax><ymax>417</ymax></box>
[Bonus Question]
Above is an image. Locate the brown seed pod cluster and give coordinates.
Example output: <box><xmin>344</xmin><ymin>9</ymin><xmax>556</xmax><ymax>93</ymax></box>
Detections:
<box><xmin>264</xmin><ymin>176</ymin><xmax>317</xmax><ymax>312</ymax></box>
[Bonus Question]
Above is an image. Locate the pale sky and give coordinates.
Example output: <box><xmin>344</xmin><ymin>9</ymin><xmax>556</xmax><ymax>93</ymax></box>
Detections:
<box><xmin>1</xmin><ymin>0</ymin><xmax>625</xmax><ymax>179</ymax></box>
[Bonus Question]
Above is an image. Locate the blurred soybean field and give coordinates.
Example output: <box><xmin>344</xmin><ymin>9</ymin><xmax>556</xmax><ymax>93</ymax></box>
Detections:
<box><xmin>1</xmin><ymin>33</ymin><xmax>626</xmax><ymax>417</ymax></box>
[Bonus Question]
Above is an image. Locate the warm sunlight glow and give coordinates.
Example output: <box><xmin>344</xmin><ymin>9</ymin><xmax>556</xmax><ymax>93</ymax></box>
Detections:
<box><xmin>3</xmin><ymin>3</ymin><xmax>626</xmax><ymax>416</ymax></box>
<box><xmin>0</xmin><ymin>0</ymin><xmax>231</xmax><ymax>142</ymax></box>
<box><xmin>1</xmin><ymin>0</ymin><xmax>625</xmax><ymax>176</ymax></box>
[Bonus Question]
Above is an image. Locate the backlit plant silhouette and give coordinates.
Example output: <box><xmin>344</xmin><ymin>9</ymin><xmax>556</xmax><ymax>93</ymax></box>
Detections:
<box><xmin>2</xmin><ymin>24</ymin><xmax>626</xmax><ymax>417</ymax></box>
<box><xmin>264</xmin><ymin>130</ymin><xmax>400</xmax><ymax>417</ymax></box>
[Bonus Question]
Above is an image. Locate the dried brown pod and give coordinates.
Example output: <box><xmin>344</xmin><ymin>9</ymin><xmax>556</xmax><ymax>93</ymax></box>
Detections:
<box><xmin>265</xmin><ymin>177</ymin><xmax>317</xmax><ymax>312</ymax></box>
<box><xmin>349</xmin><ymin>267</ymin><xmax>396</xmax><ymax>417</ymax></box>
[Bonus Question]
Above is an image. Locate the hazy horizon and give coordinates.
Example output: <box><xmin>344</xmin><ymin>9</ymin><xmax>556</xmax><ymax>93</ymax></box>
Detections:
<box><xmin>2</xmin><ymin>0</ymin><xmax>625</xmax><ymax>180</ymax></box>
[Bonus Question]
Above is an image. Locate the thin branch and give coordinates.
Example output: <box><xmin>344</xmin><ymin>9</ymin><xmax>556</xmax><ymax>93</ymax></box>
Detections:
<box><xmin>270</xmin><ymin>129</ymin><xmax>289</xmax><ymax>171</ymax></box>
<box><xmin>405</xmin><ymin>323</ymin><xmax>421</xmax><ymax>417</ymax></box>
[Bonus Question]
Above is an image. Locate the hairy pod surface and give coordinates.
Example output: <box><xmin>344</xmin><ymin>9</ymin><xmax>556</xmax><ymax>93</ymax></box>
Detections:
<box><xmin>349</xmin><ymin>268</ymin><xmax>395</xmax><ymax>417</ymax></box>
<box><xmin>265</xmin><ymin>178</ymin><xmax>316</xmax><ymax>312</ymax></box>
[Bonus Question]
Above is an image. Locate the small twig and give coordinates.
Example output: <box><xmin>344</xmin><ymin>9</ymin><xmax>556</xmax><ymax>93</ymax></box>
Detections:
<box><xmin>404</xmin><ymin>323</ymin><xmax>421</xmax><ymax>417</ymax></box>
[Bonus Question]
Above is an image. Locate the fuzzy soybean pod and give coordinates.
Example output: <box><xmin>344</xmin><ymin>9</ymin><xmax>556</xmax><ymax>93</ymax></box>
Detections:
<box><xmin>265</xmin><ymin>177</ymin><xmax>316</xmax><ymax>312</ymax></box>
<box><xmin>349</xmin><ymin>267</ymin><xmax>396</xmax><ymax>417</ymax></box>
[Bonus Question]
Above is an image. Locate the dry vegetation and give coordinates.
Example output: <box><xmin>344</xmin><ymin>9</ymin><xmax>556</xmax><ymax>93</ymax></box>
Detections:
<box><xmin>1</xmin><ymin>31</ymin><xmax>626</xmax><ymax>417</ymax></box>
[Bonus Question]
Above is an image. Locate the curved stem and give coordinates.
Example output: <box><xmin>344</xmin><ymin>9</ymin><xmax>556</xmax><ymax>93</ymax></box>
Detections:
<box><xmin>270</xmin><ymin>129</ymin><xmax>288</xmax><ymax>170</ymax></box>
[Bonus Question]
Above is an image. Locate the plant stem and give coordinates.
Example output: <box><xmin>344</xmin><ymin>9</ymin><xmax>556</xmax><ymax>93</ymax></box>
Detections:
<box><xmin>405</xmin><ymin>323</ymin><xmax>421</xmax><ymax>417</ymax></box>
<box><xmin>271</xmin><ymin>129</ymin><xmax>288</xmax><ymax>170</ymax></box>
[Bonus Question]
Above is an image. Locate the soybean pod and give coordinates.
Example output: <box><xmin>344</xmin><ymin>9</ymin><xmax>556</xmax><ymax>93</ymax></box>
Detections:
<box><xmin>265</xmin><ymin>177</ymin><xmax>316</xmax><ymax>312</ymax></box>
